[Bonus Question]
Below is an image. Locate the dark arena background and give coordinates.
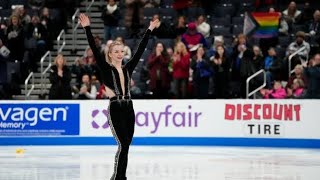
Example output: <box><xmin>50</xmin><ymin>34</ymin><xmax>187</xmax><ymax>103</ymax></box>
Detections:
<box><xmin>0</xmin><ymin>0</ymin><xmax>320</xmax><ymax>179</ymax></box>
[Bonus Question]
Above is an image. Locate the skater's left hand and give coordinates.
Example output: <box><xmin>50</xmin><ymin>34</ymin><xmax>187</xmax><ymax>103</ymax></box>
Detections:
<box><xmin>148</xmin><ymin>19</ymin><xmax>160</xmax><ymax>31</ymax></box>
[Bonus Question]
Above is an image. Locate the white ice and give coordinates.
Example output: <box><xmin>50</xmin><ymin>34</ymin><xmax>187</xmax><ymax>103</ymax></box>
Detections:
<box><xmin>0</xmin><ymin>146</ymin><xmax>320</xmax><ymax>180</ymax></box>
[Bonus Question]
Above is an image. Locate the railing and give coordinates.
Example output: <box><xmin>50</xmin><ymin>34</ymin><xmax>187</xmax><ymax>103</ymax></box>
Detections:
<box><xmin>57</xmin><ymin>29</ymin><xmax>65</xmax><ymax>53</ymax></box>
<box><xmin>24</xmin><ymin>72</ymin><xmax>35</xmax><ymax>100</ymax></box>
<box><xmin>72</xmin><ymin>8</ymin><xmax>80</xmax><ymax>52</ymax></box>
<box><xmin>246</xmin><ymin>69</ymin><xmax>266</xmax><ymax>99</ymax></box>
<box><xmin>40</xmin><ymin>51</ymin><xmax>52</xmax><ymax>96</ymax></box>
<box><xmin>288</xmin><ymin>46</ymin><xmax>307</xmax><ymax>78</ymax></box>
<box><xmin>72</xmin><ymin>0</ymin><xmax>95</xmax><ymax>52</ymax></box>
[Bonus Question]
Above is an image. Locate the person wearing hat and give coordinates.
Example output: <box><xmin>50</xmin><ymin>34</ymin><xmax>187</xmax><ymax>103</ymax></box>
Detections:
<box><xmin>287</xmin><ymin>31</ymin><xmax>310</xmax><ymax>60</ymax></box>
<box><xmin>181</xmin><ymin>22</ymin><xmax>207</xmax><ymax>54</ymax></box>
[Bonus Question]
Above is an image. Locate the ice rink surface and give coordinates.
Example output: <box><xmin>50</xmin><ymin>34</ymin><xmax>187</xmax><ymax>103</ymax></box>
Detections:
<box><xmin>0</xmin><ymin>146</ymin><xmax>319</xmax><ymax>180</ymax></box>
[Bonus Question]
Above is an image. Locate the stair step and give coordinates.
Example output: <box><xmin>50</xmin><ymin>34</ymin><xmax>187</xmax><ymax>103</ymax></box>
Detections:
<box><xmin>53</xmin><ymin>44</ymin><xmax>89</xmax><ymax>50</ymax></box>
<box><xmin>12</xmin><ymin>95</ymin><xmax>40</xmax><ymax>100</ymax></box>
<box><xmin>21</xmin><ymin>84</ymin><xmax>52</xmax><ymax>89</ymax></box>
<box><xmin>21</xmin><ymin>89</ymin><xmax>49</xmax><ymax>95</ymax></box>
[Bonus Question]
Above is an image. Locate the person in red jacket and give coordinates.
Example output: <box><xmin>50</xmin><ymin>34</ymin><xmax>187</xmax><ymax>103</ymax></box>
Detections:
<box><xmin>172</xmin><ymin>41</ymin><xmax>190</xmax><ymax>98</ymax></box>
<box><xmin>147</xmin><ymin>42</ymin><xmax>171</xmax><ymax>98</ymax></box>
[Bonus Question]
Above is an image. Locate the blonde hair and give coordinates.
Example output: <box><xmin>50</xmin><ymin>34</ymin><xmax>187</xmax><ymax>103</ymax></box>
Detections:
<box><xmin>174</xmin><ymin>41</ymin><xmax>188</xmax><ymax>56</ymax></box>
<box><xmin>294</xmin><ymin>64</ymin><xmax>303</xmax><ymax>71</ymax></box>
<box><xmin>293</xmin><ymin>78</ymin><xmax>304</xmax><ymax>88</ymax></box>
<box><xmin>54</xmin><ymin>54</ymin><xmax>66</xmax><ymax>67</ymax></box>
<box><xmin>106</xmin><ymin>40</ymin><xmax>124</xmax><ymax>64</ymax></box>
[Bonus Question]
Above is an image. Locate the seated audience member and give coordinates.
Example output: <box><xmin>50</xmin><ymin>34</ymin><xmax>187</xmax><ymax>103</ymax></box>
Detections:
<box><xmin>282</xmin><ymin>1</ymin><xmax>301</xmax><ymax>24</ymax></box>
<box><xmin>196</xmin><ymin>15</ymin><xmax>210</xmax><ymax>38</ymax></box>
<box><xmin>287</xmin><ymin>78</ymin><xmax>305</xmax><ymax>98</ymax></box>
<box><xmin>286</xmin><ymin>64</ymin><xmax>307</xmax><ymax>90</ymax></box>
<box><xmin>261</xmin><ymin>81</ymin><xmax>287</xmax><ymax>99</ymax></box>
<box><xmin>287</xmin><ymin>31</ymin><xmax>310</xmax><ymax>60</ymax></box>
<box><xmin>181</xmin><ymin>22</ymin><xmax>207</xmax><ymax>53</ymax></box>
<box><xmin>74</xmin><ymin>74</ymin><xmax>97</xmax><ymax>100</ymax></box>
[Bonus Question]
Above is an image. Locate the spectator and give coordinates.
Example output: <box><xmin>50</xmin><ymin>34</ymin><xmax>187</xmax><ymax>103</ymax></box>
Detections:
<box><xmin>124</xmin><ymin>0</ymin><xmax>145</xmax><ymax>38</ymax></box>
<box><xmin>49</xmin><ymin>54</ymin><xmax>72</xmax><ymax>99</ymax></box>
<box><xmin>172</xmin><ymin>41</ymin><xmax>190</xmax><ymax>98</ymax></box>
<box><xmin>261</xmin><ymin>80</ymin><xmax>287</xmax><ymax>99</ymax></box>
<box><xmin>74</xmin><ymin>74</ymin><xmax>97</xmax><ymax>99</ymax></box>
<box><xmin>282</xmin><ymin>1</ymin><xmax>301</xmax><ymax>24</ymax></box>
<box><xmin>150</xmin><ymin>14</ymin><xmax>176</xmax><ymax>39</ymax></box>
<box><xmin>196</xmin><ymin>15</ymin><xmax>210</xmax><ymax>38</ymax></box>
<box><xmin>28</xmin><ymin>0</ymin><xmax>45</xmax><ymax>10</ymax></box>
<box><xmin>252</xmin><ymin>45</ymin><xmax>264</xmax><ymax>71</ymax></box>
<box><xmin>181</xmin><ymin>22</ymin><xmax>207</xmax><ymax>54</ymax></box>
<box><xmin>83</xmin><ymin>48</ymin><xmax>99</xmax><ymax>78</ymax></box>
<box><xmin>18</xmin><ymin>6</ymin><xmax>31</xmax><ymax>26</ymax></box>
<box><xmin>0</xmin><ymin>39</ymin><xmax>10</xmax><ymax>61</ymax></box>
<box><xmin>115</xmin><ymin>36</ymin><xmax>132</xmax><ymax>63</ymax></box>
<box><xmin>286</xmin><ymin>64</ymin><xmax>307</xmax><ymax>90</ymax></box>
<box><xmin>40</xmin><ymin>7</ymin><xmax>54</xmax><ymax>50</ymax></box>
<box><xmin>174</xmin><ymin>15</ymin><xmax>187</xmax><ymax>39</ymax></box>
<box><xmin>71</xmin><ymin>56</ymin><xmax>87</xmax><ymax>86</ymax></box>
<box><xmin>287</xmin><ymin>31</ymin><xmax>310</xmax><ymax>60</ymax></box>
<box><xmin>144</xmin><ymin>0</ymin><xmax>160</xmax><ymax>8</ymax></box>
<box><xmin>264</xmin><ymin>47</ymin><xmax>283</xmax><ymax>88</ymax></box>
<box><xmin>297</xmin><ymin>2</ymin><xmax>314</xmax><ymax>25</ymax></box>
<box><xmin>101</xmin><ymin>0</ymin><xmax>120</xmax><ymax>41</ymax></box>
<box><xmin>305</xmin><ymin>10</ymin><xmax>320</xmax><ymax>40</ymax></box>
<box><xmin>6</xmin><ymin>15</ymin><xmax>24</xmax><ymax>62</ymax></box>
<box><xmin>190</xmin><ymin>45</ymin><xmax>212</xmax><ymax>98</ymax></box>
<box><xmin>83</xmin><ymin>48</ymin><xmax>96</xmax><ymax>64</ymax></box>
<box><xmin>240</xmin><ymin>48</ymin><xmax>255</xmax><ymax>98</ymax></box>
<box><xmin>278</xmin><ymin>15</ymin><xmax>289</xmax><ymax>36</ymax></box>
<box><xmin>287</xmin><ymin>78</ymin><xmax>305</xmax><ymax>98</ymax></box>
<box><xmin>25</xmin><ymin>15</ymin><xmax>48</xmax><ymax>58</ymax></box>
<box><xmin>212</xmin><ymin>45</ymin><xmax>230</xmax><ymax>98</ymax></box>
<box><xmin>302</xmin><ymin>53</ymin><xmax>320</xmax><ymax>99</ymax></box>
<box><xmin>147</xmin><ymin>42</ymin><xmax>171</xmax><ymax>98</ymax></box>
<box><xmin>91</xmin><ymin>74</ymin><xmax>101</xmax><ymax>91</ymax></box>
<box><xmin>94</xmin><ymin>34</ymin><xmax>105</xmax><ymax>55</ymax></box>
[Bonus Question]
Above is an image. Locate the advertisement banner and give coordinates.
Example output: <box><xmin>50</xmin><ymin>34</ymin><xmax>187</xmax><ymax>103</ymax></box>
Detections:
<box><xmin>80</xmin><ymin>100</ymin><xmax>320</xmax><ymax>139</ymax></box>
<box><xmin>0</xmin><ymin>103</ymin><xmax>80</xmax><ymax>136</ymax></box>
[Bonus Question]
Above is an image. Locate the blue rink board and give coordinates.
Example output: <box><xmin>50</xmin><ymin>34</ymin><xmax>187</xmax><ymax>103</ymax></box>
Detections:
<box><xmin>0</xmin><ymin>137</ymin><xmax>320</xmax><ymax>148</ymax></box>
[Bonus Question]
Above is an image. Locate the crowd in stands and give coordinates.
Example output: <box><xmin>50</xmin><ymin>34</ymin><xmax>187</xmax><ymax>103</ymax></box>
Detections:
<box><xmin>1</xmin><ymin>0</ymin><xmax>320</xmax><ymax>100</ymax></box>
<box><xmin>0</xmin><ymin>0</ymin><xmax>80</xmax><ymax>99</ymax></box>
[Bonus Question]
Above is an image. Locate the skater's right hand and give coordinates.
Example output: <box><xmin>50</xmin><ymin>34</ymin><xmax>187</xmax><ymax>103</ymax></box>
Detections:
<box><xmin>79</xmin><ymin>13</ymin><xmax>90</xmax><ymax>27</ymax></box>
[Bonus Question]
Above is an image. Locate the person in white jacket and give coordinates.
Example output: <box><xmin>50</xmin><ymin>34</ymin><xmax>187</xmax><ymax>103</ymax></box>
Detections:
<box><xmin>196</xmin><ymin>15</ymin><xmax>210</xmax><ymax>38</ymax></box>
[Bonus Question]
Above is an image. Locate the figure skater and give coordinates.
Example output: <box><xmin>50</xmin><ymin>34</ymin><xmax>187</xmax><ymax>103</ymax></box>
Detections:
<box><xmin>79</xmin><ymin>13</ymin><xmax>158</xmax><ymax>180</ymax></box>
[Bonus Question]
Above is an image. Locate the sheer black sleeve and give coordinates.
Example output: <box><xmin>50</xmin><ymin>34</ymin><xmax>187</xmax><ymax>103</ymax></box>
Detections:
<box><xmin>125</xmin><ymin>29</ymin><xmax>151</xmax><ymax>75</ymax></box>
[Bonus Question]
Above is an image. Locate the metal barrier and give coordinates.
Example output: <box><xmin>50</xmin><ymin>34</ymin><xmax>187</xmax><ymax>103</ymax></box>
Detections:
<box><xmin>72</xmin><ymin>8</ymin><xmax>80</xmax><ymax>52</ymax></box>
<box><xmin>246</xmin><ymin>69</ymin><xmax>266</xmax><ymax>99</ymax></box>
<box><xmin>40</xmin><ymin>51</ymin><xmax>52</xmax><ymax>95</ymax></box>
<box><xmin>72</xmin><ymin>0</ymin><xmax>95</xmax><ymax>52</ymax></box>
<box><xmin>24</xmin><ymin>72</ymin><xmax>34</xmax><ymax>100</ymax></box>
<box><xmin>57</xmin><ymin>29</ymin><xmax>65</xmax><ymax>53</ymax></box>
<box><xmin>288</xmin><ymin>46</ymin><xmax>307</xmax><ymax>78</ymax></box>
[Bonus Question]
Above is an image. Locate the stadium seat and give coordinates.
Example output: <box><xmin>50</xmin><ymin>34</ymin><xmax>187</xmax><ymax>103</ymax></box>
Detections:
<box><xmin>161</xmin><ymin>0</ymin><xmax>174</xmax><ymax>8</ymax></box>
<box><xmin>232</xmin><ymin>16</ymin><xmax>244</xmax><ymax>26</ymax></box>
<box><xmin>278</xmin><ymin>36</ymin><xmax>291</xmax><ymax>48</ymax></box>
<box><xmin>214</xmin><ymin>4</ymin><xmax>235</xmax><ymax>17</ymax></box>
<box><xmin>143</xmin><ymin>8</ymin><xmax>160</xmax><ymax>19</ymax></box>
<box><xmin>8</xmin><ymin>0</ymin><xmax>27</xmax><ymax>8</ymax></box>
<box><xmin>156</xmin><ymin>39</ymin><xmax>174</xmax><ymax>49</ymax></box>
<box><xmin>212</xmin><ymin>26</ymin><xmax>231</xmax><ymax>37</ymax></box>
<box><xmin>232</xmin><ymin>25</ymin><xmax>244</xmax><ymax>36</ymax></box>
<box><xmin>210</xmin><ymin>17</ymin><xmax>231</xmax><ymax>27</ymax></box>
<box><xmin>124</xmin><ymin>39</ymin><xmax>136</xmax><ymax>51</ymax></box>
<box><xmin>113</xmin><ymin>27</ymin><xmax>128</xmax><ymax>39</ymax></box>
<box><xmin>0</xmin><ymin>9</ymin><xmax>12</xmax><ymax>18</ymax></box>
<box><xmin>159</xmin><ymin>8</ymin><xmax>177</xmax><ymax>20</ymax></box>
<box><xmin>0</xmin><ymin>0</ymin><xmax>8</xmax><ymax>9</ymax></box>
<box><xmin>187</xmin><ymin>7</ymin><xmax>205</xmax><ymax>21</ymax></box>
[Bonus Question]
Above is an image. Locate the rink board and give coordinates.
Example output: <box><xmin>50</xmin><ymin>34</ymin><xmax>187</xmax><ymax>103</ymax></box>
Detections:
<box><xmin>0</xmin><ymin>100</ymin><xmax>319</xmax><ymax>148</ymax></box>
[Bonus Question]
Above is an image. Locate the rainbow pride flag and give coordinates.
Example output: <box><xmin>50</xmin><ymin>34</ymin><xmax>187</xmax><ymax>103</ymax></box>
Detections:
<box><xmin>244</xmin><ymin>12</ymin><xmax>280</xmax><ymax>38</ymax></box>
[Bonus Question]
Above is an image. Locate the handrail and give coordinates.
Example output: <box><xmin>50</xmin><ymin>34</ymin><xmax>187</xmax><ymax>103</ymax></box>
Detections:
<box><xmin>288</xmin><ymin>46</ymin><xmax>307</xmax><ymax>78</ymax></box>
<box><xmin>57</xmin><ymin>29</ymin><xmax>65</xmax><ymax>53</ymax></box>
<box><xmin>40</xmin><ymin>51</ymin><xmax>52</xmax><ymax>95</ymax></box>
<box><xmin>86</xmin><ymin>0</ymin><xmax>95</xmax><ymax>13</ymax></box>
<box><xmin>72</xmin><ymin>8</ymin><xmax>80</xmax><ymax>51</ymax></box>
<box><xmin>246</xmin><ymin>69</ymin><xmax>266</xmax><ymax>99</ymax></box>
<box><xmin>24</xmin><ymin>72</ymin><xmax>34</xmax><ymax>100</ymax></box>
<box><xmin>72</xmin><ymin>0</ymin><xmax>95</xmax><ymax>52</ymax></box>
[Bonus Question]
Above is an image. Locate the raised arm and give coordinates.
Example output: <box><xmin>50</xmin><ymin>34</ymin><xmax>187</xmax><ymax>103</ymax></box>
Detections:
<box><xmin>126</xmin><ymin>19</ymin><xmax>159</xmax><ymax>74</ymax></box>
<box><xmin>79</xmin><ymin>13</ymin><xmax>108</xmax><ymax>69</ymax></box>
